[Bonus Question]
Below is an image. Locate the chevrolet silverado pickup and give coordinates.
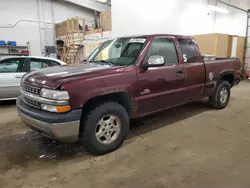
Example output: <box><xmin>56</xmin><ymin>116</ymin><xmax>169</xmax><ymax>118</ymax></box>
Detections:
<box><xmin>17</xmin><ymin>34</ymin><xmax>241</xmax><ymax>154</ymax></box>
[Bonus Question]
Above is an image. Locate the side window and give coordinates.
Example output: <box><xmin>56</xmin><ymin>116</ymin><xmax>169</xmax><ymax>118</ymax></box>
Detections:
<box><xmin>146</xmin><ymin>38</ymin><xmax>178</xmax><ymax>65</ymax></box>
<box><xmin>30</xmin><ymin>59</ymin><xmax>52</xmax><ymax>71</ymax></box>
<box><xmin>50</xmin><ymin>60</ymin><xmax>60</xmax><ymax>66</ymax></box>
<box><xmin>0</xmin><ymin>58</ymin><xmax>25</xmax><ymax>73</ymax></box>
<box><xmin>30</xmin><ymin>59</ymin><xmax>43</xmax><ymax>71</ymax></box>
<box><xmin>178</xmin><ymin>39</ymin><xmax>198</xmax><ymax>63</ymax></box>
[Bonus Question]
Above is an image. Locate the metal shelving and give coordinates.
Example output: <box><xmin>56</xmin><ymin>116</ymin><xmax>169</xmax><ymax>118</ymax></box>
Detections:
<box><xmin>0</xmin><ymin>43</ymin><xmax>30</xmax><ymax>56</ymax></box>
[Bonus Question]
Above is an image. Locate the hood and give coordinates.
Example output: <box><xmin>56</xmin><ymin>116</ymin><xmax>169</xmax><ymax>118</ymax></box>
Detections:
<box><xmin>22</xmin><ymin>63</ymin><xmax>122</xmax><ymax>88</ymax></box>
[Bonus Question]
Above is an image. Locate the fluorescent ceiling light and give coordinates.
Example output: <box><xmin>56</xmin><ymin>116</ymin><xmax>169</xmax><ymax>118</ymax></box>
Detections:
<box><xmin>208</xmin><ymin>5</ymin><xmax>229</xmax><ymax>14</ymax></box>
<box><xmin>96</xmin><ymin>0</ymin><xmax>107</xmax><ymax>2</ymax></box>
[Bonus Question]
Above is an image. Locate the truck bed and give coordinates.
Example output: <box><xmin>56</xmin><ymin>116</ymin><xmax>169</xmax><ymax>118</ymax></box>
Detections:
<box><xmin>202</xmin><ymin>57</ymin><xmax>241</xmax><ymax>97</ymax></box>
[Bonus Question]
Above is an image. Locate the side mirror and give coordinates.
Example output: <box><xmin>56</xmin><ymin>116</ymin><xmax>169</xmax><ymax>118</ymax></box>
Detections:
<box><xmin>143</xmin><ymin>55</ymin><xmax>165</xmax><ymax>68</ymax></box>
<box><xmin>115</xmin><ymin>43</ymin><xmax>122</xmax><ymax>48</ymax></box>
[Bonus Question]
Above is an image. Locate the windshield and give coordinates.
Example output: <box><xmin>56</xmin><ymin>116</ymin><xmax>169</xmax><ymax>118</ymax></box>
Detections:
<box><xmin>87</xmin><ymin>37</ymin><xmax>146</xmax><ymax>66</ymax></box>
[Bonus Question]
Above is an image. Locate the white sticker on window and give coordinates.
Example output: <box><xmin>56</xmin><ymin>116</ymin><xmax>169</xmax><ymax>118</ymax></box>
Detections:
<box><xmin>129</xmin><ymin>38</ymin><xmax>146</xmax><ymax>43</ymax></box>
<box><xmin>183</xmin><ymin>54</ymin><xmax>187</xmax><ymax>62</ymax></box>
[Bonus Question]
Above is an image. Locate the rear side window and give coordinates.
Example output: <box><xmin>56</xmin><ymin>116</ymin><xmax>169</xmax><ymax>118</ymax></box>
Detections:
<box><xmin>178</xmin><ymin>39</ymin><xmax>198</xmax><ymax>63</ymax></box>
<box><xmin>49</xmin><ymin>60</ymin><xmax>60</xmax><ymax>66</ymax></box>
<box><xmin>146</xmin><ymin>38</ymin><xmax>178</xmax><ymax>65</ymax></box>
<box><xmin>29</xmin><ymin>58</ymin><xmax>58</xmax><ymax>71</ymax></box>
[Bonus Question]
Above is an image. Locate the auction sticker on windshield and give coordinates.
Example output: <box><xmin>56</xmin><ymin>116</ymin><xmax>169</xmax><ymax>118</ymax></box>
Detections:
<box><xmin>129</xmin><ymin>38</ymin><xmax>146</xmax><ymax>43</ymax></box>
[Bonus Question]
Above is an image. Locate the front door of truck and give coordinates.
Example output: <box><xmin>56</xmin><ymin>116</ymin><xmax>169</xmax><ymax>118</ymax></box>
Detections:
<box><xmin>177</xmin><ymin>39</ymin><xmax>205</xmax><ymax>100</ymax></box>
<box><xmin>136</xmin><ymin>37</ymin><xmax>185</xmax><ymax>115</ymax></box>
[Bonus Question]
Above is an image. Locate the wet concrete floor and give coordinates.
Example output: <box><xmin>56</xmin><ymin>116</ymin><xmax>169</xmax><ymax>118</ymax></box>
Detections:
<box><xmin>1</xmin><ymin>81</ymin><xmax>250</xmax><ymax>188</ymax></box>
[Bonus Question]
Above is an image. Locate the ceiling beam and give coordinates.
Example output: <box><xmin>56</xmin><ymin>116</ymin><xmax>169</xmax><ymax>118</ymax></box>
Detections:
<box><xmin>63</xmin><ymin>0</ymin><xmax>110</xmax><ymax>12</ymax></box>
<box><xmin>218</xmin><ymin>0</ymin><xmax>247</xmax><ymax>13</ymax></box>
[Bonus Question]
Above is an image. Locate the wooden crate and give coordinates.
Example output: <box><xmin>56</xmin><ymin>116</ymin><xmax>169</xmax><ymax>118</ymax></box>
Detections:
<box><xmin>56</xmin><ymin>17</ymin><xmax>85</xmax><ymax>36</ymax></box>
<box><xmin>100</xmin><ymin>12</ymin><xmax>112</xmax><ymax>32</ymax></box>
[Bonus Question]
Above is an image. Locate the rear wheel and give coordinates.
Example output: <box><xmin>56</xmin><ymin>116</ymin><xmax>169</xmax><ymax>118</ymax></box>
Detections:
<box><xmin>81</xmin><ymin>102</ymin><xmax>129</xmax><ymax>155</ymax></box>
<box><xmin>209</xmin><ymin>81</ymin><xmax>231</xmax><ymax>109</ymax></box>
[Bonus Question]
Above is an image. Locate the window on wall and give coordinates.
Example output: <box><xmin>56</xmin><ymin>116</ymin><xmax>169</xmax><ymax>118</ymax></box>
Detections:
<box><xmin>146</xmin><ymin>38</ymin><xmax>178</xmax><ymax>65</ymax></box>
<box><xmin>178</xmin><ymin>39</ymin><xmax>198</xmax><ymax>63</ymax></box>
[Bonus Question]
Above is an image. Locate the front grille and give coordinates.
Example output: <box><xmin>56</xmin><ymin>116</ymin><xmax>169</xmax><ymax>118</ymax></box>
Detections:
<box><xmin>21</xmin><ymin>84</ymin><xmax>41</xmax><ymax>108</ymax></box>
<box><xmin>22</xmin><ymin>84</ymin><xmax>40</xmax><ymax>95</ymax></box>
<box><xmin>24</xmin><ymin>97</ymin><xmax>40</xmax><ymax>108</ymax></box>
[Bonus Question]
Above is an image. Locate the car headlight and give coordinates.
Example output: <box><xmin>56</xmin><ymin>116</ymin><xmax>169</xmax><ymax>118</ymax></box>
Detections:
<box><xmin>40</xmin><ymin>88</ymin><xmax>69</xmax><ymax>100</ymax></box>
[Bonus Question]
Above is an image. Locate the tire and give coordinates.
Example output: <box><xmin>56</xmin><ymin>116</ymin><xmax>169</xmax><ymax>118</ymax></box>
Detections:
<box><xmin>209</xmin><ymin>81</ymin><xmax>231</xmax><ymax>109</ymax></box>
<box><xmin>81</xmin><ymin>102</ymin><xmax>129</xmax><ymax>155</ymax></box>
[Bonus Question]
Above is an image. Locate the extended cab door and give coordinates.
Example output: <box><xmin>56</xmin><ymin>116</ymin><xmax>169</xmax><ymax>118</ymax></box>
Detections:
<box><xmin>177</xmin><ymin>38</ymin><xmax>205</xmax><ymax>100</ymax></box>
<box><xmin>136</xmin><ymin>37</ymin><xmax>185</xmax><ymax>115</ymax></box>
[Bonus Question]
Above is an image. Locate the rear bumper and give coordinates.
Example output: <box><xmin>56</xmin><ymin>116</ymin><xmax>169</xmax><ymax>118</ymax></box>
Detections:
<box><xmin>16</xmin><ymin>97</ymin><xmax>81</xmax><ymax>143</ymax></box>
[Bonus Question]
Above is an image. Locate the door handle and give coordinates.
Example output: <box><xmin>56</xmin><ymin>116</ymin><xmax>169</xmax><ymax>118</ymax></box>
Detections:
<box><xmin>15</xmin><ymin>75</ymin><xmax>22</xmax><ymax>78</ymax></box>
<box><xmin>176</xmin><ymin>70</ymin><xmax>184</xmax><ymax>76</ymax></box>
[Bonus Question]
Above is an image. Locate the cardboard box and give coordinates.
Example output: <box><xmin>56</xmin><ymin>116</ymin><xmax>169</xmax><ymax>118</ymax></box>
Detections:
<box><xmin>193</xmin><ymin>33</ymin><xmax>229</xmax><ymax>57</ymax></box>
<box><xmin>193</xmin><ymin>33</ymin><xmax>245</xmax><ymax>64</ymax></box>
<box><xmin>215</xmin><ymin>33</ymin><xmax>229</xmax><ymax>58</ymax></box>
<box><xmin>56</xmin><ymin>18</ymin><xmax>85</xmax><ymax>36</ymax></box>
<box><xmin>100</xmin><ymin>12</ymin><xmax>112</xmax><ymax>31</ymax></box>
<box><xmin>236</xmin><ymin>36</ymin><xmax>245</xmax><ymax>65</ymax></box>
<box><xmin>193</xmin><ymin>34</ymin><xmax>215</xmax><ymax>55</ymax></box>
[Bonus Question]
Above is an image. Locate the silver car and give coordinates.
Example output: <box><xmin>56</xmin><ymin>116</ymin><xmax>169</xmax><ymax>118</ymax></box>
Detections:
<box><xmin>0</xmin><ymin>56</ymin><xmax>66</xmax><ymax>101</ymax></box>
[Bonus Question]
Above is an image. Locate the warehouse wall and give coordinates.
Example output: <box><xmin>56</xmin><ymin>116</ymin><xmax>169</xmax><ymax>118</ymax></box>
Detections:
<box><xmin>112</xmin><ymin>0</ymin><xmax>247</xmax><ymax>37</ymax></box>
<box><xmin>214</xmin><ymin>0</ymin><xmax>247</xmax><ymax>36</ymax></box>
<box><xmin>0</xmin><ymin>0</ymin><xmax>95</xmax><ymax>56</ymax></box>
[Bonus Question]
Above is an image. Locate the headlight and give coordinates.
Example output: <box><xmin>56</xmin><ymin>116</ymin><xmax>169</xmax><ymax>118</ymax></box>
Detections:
<box><xmin>40</xmin><ymin>88</ymin><xmax>69</xmax><ymax>100</ymax></box>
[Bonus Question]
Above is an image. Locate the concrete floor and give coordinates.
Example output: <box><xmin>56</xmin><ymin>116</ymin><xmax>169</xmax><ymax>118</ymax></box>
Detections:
<box><xmin>1</xmin><ymin>81</ymin><xmax>250</xmax><ymax>188</ymax></box>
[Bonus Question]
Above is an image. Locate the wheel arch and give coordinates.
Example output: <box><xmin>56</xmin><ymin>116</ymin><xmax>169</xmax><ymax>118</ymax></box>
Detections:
<box><xmin>79</xmin><ymin>92</ymin><xmax>133</xmax><ymax>135</ymax></box>
<box><xmin>81</xmin><ymin>92</ymin><xmax>133</xmax><ymax>119</ymax></box>
<box><xmin>219</xmin><ymin>71</ymin><xmax>235</xmax><ymax>86</ymax></box>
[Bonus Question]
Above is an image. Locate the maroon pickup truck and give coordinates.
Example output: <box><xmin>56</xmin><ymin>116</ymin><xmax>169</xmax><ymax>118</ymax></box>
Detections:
<box><xmin>17</xmin><ymin>34</ymin><xmax>241</xmax><ymax>154</ymax></box>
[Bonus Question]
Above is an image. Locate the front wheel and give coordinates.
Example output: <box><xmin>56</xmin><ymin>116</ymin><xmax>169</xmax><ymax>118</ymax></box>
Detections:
<box><xmin>81</xmin><ymin>102</ymin><xmax>129</xmax><ymax>155</ymax></box>
<box><xmin>209</xmin><ymin>81</ymin><xmax>231</xmax><ymax>109</ymax></box>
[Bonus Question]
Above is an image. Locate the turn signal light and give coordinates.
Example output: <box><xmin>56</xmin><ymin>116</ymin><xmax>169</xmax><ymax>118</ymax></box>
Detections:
<box><xmin>41</xmin><ymin>104</ymin><xmax>71</xmax><ymax>113</ymax></box>
<box><xmin>56</xmin><ymin>105</ymin><xmax>71</xmax><ymax>113</ymax></box>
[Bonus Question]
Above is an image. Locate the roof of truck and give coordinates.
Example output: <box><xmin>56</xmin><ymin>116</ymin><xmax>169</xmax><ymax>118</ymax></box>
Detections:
<box><xmin>116</xmin><ymin>34</ymin><xmax>193</xmax><ymax>39</ymax></box>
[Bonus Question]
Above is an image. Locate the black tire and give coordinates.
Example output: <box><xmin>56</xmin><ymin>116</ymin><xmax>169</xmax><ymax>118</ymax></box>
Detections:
<box><xmin>81</xmin><ymin>102</ymin><xmax>129</xmax><ymax>155</ymax></box>
<box><xmin>209</xmin><ymin>81</ymin><xmax>231</xmax><ymax>109</ymax></box>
